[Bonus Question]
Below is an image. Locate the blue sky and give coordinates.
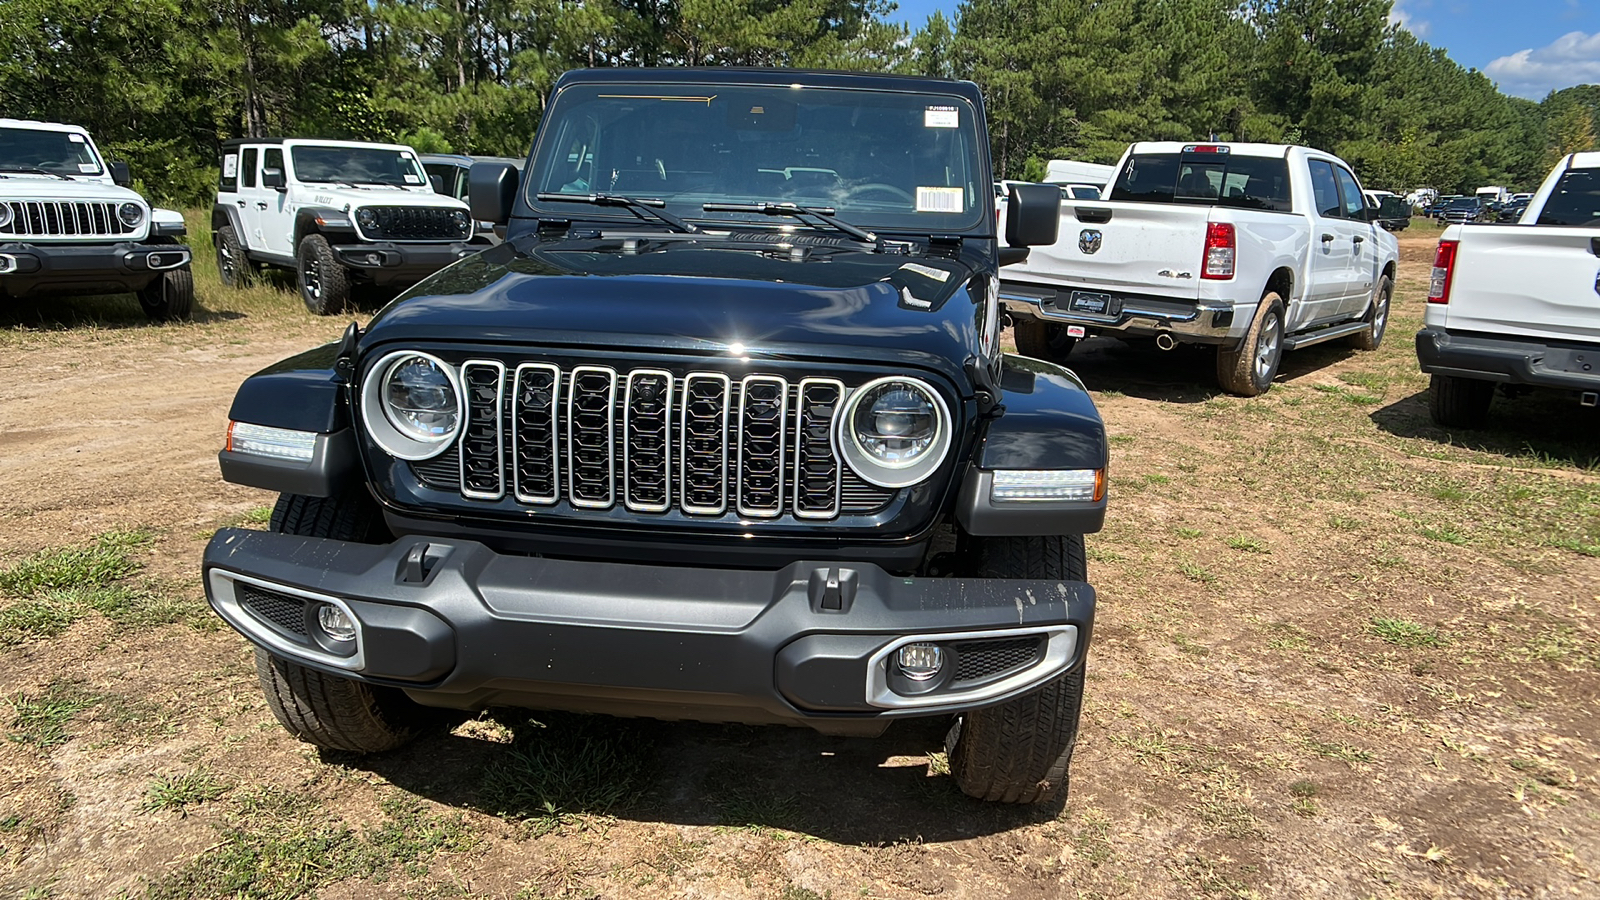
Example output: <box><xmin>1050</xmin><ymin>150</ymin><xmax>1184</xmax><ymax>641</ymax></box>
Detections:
<box><xmin>884</xmin><ymin>0</ymin><xmax>1600</xmax><ymax>101</ymax></box>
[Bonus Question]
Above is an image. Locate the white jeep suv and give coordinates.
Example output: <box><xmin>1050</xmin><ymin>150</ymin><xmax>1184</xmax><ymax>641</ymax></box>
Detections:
<box><xmin>212</xmin><ymin>138</ymin><xmax>483</xmax><ymax>314</ymax></box>
<box><xmin>0</xmin><ymin>118</ymin><xmax>193</xmax><ymax>320</ymax></box>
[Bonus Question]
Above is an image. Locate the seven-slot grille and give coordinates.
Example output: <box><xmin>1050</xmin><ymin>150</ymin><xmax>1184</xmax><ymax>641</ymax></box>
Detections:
<box><xmin>0</xmin><ymin>200</ymin><xmax>138</xmax><ymax>238</ymax></box>
<box><xmin>413</xmin><ymin>362</ymin><xmax>896</xmax><ymax>520</ymax></box>
<box><xmin>359</xmin><ymin>206</ymin><xmax>464</xmax><ymax>241</ymax></box>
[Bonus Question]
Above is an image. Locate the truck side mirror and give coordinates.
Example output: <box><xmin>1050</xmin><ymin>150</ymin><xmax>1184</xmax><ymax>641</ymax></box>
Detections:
<box><xmin>1005</xmin><ymin>183</ymin><xmax>1061</xmax><ymax>247</ymax></box>
<box><xmin>429</xmin><ymin>173</ymin><xmax>445</xmax><ymax>194</ymax></box>
<box><xmin>109</xmin><ymin>161</ymin><xmax>131</xmax><ymax>187</ymax></box>
<box><xmin>470</xmin><ymin>161</ymin><xmax>520</xmax><ymax>226</ymax></box>
<box><xmin>262</xmin><ymin>167</ymin><xmax>286</xmax><ymax>191</ymax></box>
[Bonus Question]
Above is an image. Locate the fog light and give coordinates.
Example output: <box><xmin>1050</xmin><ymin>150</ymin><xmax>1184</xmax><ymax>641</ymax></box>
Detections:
<box><xmin>0</xmin><ymin>255</ymin><xmax>13</xmax><ymax>274</ymax></box>
<box><xmin>990</xmin><ymin>469</ymin><xmax>1104</xmax><ymax>503</ymax></box>
<box><xmin>896</xmin><ymin>642</ymin><xmax>944</xmax><ymax>681</ymax></box>
<box><xmin>316</xmin><ymin>604</ymin><xmax>357</xmax><ymax>643</ymax></box>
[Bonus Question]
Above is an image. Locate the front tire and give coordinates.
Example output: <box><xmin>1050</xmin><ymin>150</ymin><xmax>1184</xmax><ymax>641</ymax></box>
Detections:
<box><xmin>256</xmin><ymin>492</ymin><xmax>421</xmax><ymax>754</ymax></box>
<box><xmin>948</xmin><ymin>534</ymin><xmax>1088</xmax><ymax>804</ymax></box>
<box><xmin>1348</xmin><ymin>275</ymin><xmax>1392</xmax><ymax>351</ymax></box>
<box><xmin>215</xmin><ymin>225</ymin><xmax>249</xmax><ymax>288</ymax></box>
<box><xmin>136</xmin><ymin>267</ymin><xmax>194</xmax><ymax>321</ymax></box>
<box><xmin>1429</xmin><ymin>373</ymin><xmax>1494</xmax><ymax>429</ymax></box>
<box><xmin>1013</xmin><ymin>317</ymin><xmax>1078</xmax><ymax>363</ymax></box>
<box><xmin>1216</xmin><ymin>291</ymin><xmax>1285</xmax><ymax>397</ymax></box>
<box><xmin>297</xmin><ymin>233</ymin><xmax>351</xmax><ymax>316</ymax></box>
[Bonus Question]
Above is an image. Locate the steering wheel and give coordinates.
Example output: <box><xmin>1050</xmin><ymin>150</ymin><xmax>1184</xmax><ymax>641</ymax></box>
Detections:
<box><xmin>843</xmin><ymin>183</ymin><xmax>915</xmax><ymax>204</ymax></box>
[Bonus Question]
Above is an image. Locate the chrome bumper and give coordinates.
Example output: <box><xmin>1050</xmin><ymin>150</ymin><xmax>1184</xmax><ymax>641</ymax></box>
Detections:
<box><xmin>1001</xmin><ymin>283</ymin><xmax>1245</xmax><ymax>345</ymax></box>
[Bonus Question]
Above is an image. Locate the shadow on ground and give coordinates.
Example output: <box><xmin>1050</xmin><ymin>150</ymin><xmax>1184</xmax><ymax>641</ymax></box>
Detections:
<box><xmin>1370</xmin><ymin>386</ymin><xmax>1600</xmax><ymax>468</ymax></box>
<box><xmin>0</xmin><ymin>293</ymin><xmax>245</xmax><ymax>331</ymax></box>
<box><xmin>350</xmin><ymin>709</ymin><xmax>1058</xmax><ymax>843</ymax></box>
<box><xmin>1052</xmin><ymin>335</ymin><xmax>1362</xmax><ymax>402</ymax></box>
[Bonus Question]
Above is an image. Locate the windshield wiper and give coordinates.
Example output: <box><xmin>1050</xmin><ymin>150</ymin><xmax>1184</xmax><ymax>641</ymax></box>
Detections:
<box><xmin>0</xmin><ymin>166</ymin><xmax>71</xmax><ymax>181</ymax></box>
<box><xmin>536</xmin><ymin>192</ymin><xmax>699</xmax><ymax>234</ymax></box>
<box><xmin>702</xmin><ymin>202</ymin><xmax>878</xmax><ymax>246</ymax></box>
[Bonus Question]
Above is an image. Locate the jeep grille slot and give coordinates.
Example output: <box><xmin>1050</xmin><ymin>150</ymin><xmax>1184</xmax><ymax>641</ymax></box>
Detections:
<box><xmin>0</xmin><ymin>200</ymin><xmax>136</xmax><ymax>238</ymax></box>
<box><xmin>680</xmin><ymin>373</ymin><xmax>731</xmax><ymax>515</ymax></box>
<box><xmin>624</xmin><ymin>370</ymin><xmax>674</xmax><ymax>512</ymax></box>
<box><xmin>793</xmin><ymin>379</ymin><xmax>844</xmax><ymax>519</ymax></box>
<box><xmin>736</xmin><ymin>375</ymin><xmax>788</xmax><ymax>518</ymax></box>
<box><xmin>568</xmin><ymin>366</ymin><xmax>618</xmax><ymax>508</ymax></box>
<box><xmin>358</xmin><ymin>206</ymin><xmax>463</xmax><ymax>241</ymax></box>
<box><xmin>512</xmin><ymin>363</ymin><xmax>561</xmax><ymax>504</ymax></box>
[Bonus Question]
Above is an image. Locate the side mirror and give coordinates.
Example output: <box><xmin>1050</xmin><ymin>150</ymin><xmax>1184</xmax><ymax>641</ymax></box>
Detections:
<box><xmin>1004</xmin><ymin>182</ymin><xmax>1062</xmax><ymax>248</ymax></box>
<box><xmin>262</xmin><ymin>167</ymin><xmax>286</xmax><ymax>191</ymax></box>
<box><xmin>470</xmin><ymin>161</ymin><xmax>520</xmax><ymax>226</ymax></box>
<box><xmin>109</xmin><ymin>160</ymin><xmax>131</xmax><ymax>187</ymax></box>
<box><xmin>429</xmin><ymin>174</ymin><xmax>445</xmax><ymax>194</ymax></box>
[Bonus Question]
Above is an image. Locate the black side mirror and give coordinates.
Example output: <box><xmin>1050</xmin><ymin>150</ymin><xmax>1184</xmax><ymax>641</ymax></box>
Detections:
<box><xmin>109</xmin><ymin>160</ymin><xmax>131</xmax><ymax>187</ymax></box>
<box><xmin>262</xmin><ymin>167</ymin><xmax>286</xmax><ymax>191</ymax></box>
<box><xmin>470</xmin><ymin>161</ymin><xmax>520</xmax><ymax>226</ymax></box>
<box><xmin>429</xmin><ymin>174</ymin><xmax>445</xmax><ymax>194</ymax></box>
<box><xmin>1005</xmin><ymin>183</ymin><xmax>1062</xmax><ymax>248</ymax></box>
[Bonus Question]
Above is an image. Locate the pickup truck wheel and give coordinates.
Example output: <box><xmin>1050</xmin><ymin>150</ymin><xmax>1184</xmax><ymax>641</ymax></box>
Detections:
<box><xmin>136</xmin><ymin>267</ymin><xmax>194</xmax><ymax>321</ymax></box>
<box><xmin>1013</xmin><ymin>318</ymin><xmax>1077</xmax><ymax>363</ymax></box>
<box><xmin>947</xmin><ymin>534</ymin><xmax>1087</xmax><ymax>804</ymax></box>
<box><xmin>1215</xmin><ymin>292</ymin><xmax>1284</xmax><ymax>397</ymax></box>
<box><xmin>1348</xmin><ymin>275</ymin><xmax>1392</xmax><ymax>351</ymax></box>
<box><xmin>255</xmin><ymin>492</ymin><xmax>422</xmax><ymax>754</ymax></box>
<box><xmin>215</xmin><ymin>225</ymin><xmax>249</xmax><ymax>288</ymax></box>
<box><xmin>1429</xmin><ymin>374</ymin><xmax>1494</xmax><ymax>429</ymax></box>
<box><xmin>298</xmin><ymin>234</ymin><xmax>351</xmax><ymax>315</ymax></box>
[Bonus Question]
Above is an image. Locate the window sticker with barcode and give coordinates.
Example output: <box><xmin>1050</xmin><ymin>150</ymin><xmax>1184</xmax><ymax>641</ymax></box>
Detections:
<box><xmin>924</xmin><ymin>106</ymin><xmax>959</xmax><ymax>128</ymax></box>
<box><xmin>916</xmin><ymin>186</ymin><xmax>964</xmax><ymax>213</ymax></box>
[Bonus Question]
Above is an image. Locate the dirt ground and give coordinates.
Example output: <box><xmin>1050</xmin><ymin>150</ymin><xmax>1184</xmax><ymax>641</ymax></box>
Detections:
<box><xmin>0</xmin><ymin>224</ymin><xmax>1596</xmax><ymax>899</ymax></box>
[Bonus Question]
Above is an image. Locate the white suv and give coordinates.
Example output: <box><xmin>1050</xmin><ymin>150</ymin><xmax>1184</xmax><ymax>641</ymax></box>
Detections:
<box><xmin>212</xmin><ymin>138</ymin><xmax>482</xmax><ymax>314</ymax></box>
<box><xmin>0</xmin><ymin>118</ymin><xmax>193</xmax><ymax>319</ymax></box>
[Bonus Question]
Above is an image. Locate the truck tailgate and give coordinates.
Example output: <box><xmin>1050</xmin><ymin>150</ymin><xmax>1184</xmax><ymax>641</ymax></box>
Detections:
<box><xmin>1446</xmin><ymin>226</ymin><xmax>1600</xmax><ymax>343</ymax></box>
<box><xmin>1005</xmin><ymin>202</ymin><xmax>1209</xmax><ymax>300</ymax></box>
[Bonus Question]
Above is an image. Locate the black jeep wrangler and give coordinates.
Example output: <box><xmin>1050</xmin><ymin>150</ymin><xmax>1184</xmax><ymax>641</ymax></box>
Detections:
<box><xmin>204</xmin><ymin>68</ymin><xmax>1107</xmax><ymax>804</ymax></box>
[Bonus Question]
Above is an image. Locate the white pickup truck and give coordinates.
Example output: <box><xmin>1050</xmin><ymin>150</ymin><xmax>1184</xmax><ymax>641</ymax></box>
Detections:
<box><xmin>1001</xmin><ymin>142</ymin><xmax>1400</xmax><ymax>395</ymax></box>
<box><xmin>1417</xmin><ymin>152</ymin><xmax>1600</xmax><ymax>427</ymax></box>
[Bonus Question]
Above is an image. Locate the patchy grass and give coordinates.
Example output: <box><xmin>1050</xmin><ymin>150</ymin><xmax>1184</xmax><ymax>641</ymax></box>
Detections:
<box><xmin>1224</xmin><ymin>535</ymin><xmax>1269</xmax><ymax>553</ymax></box>
<box><xmin>0</xmin><ymin>529</ymin><xmax>150</xmax><ymax>597</ymax></box>
<box><xmin>144</xmin><ymin>771</ymin><xmax>232</xmax><ymax>814</ymax></box>
<box><xmin>7</xmin><ymin>682</ymin><xmax>106</xmax><ymax>749</ymax></box>
<box><xmin>1370</xmin><ymin>617</ymin><xmax>1448</xmax><ymax>649</ymax></box>
<box><xmin>0</xmin><ymin>530</ymin><xmax>199</xmax><ymax>643</ymax></box>
<box><xmin>478</xmin><ymin>714</ymin><xmax>655</xmax><ymax>835</ymax></box>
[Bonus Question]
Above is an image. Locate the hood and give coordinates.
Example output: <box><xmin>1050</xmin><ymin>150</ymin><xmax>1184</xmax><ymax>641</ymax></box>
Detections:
<box><xmin>305</xmin><ymin>184</ymin><xmax>468</xmax><ymax>212</ymax></box>
<box><xmin>0</xmin><ymin>176</ymin><xmax>144</xmax><ymax>204</ymax></box>
<box><xmin>362</xmin><ymin>238</ymin><xmax>987</xmax><ymax>387</ymax></box>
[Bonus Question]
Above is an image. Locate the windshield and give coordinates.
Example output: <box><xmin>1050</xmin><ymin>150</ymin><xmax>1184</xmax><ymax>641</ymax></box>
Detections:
<box><xmin>0</xmin><ymin>127</ymin><xmax>103</xmax><ymax>175</ymax></box>
<box><xmin>290</xmin><ymin>145</ymin><xmax>426</xmax><ymax>186</ymax></box>
<box><xmin>1447</xmin><ymin>198</ymin><xmax>1479</xmax><ymax>209</ymax></box>
<box><xmin>1536</xmin><ymin>169</ymin><xmax>1600</xmax><ymax>226</ymax></box>
<box><xmin>527</xmin><ymin>83</ymin><xmax>987</xmax><ymax>233</ymax></box>
<box><xmin>1110</xmin><ymin>153</ymin><xmax>1291</xmax><ymax>212</ymax></box>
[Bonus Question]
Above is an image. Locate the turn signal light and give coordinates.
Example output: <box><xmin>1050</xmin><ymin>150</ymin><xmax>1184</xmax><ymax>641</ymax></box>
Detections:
<box><xmin>1201</xmin><ymin>222</ymin><xmax>1235</xmax><ymax>280</ymax></box>
<box><xmin>1428</xmin><ymin>239</ymin><xmax>1459</xmax><ymax>304</ymax></box>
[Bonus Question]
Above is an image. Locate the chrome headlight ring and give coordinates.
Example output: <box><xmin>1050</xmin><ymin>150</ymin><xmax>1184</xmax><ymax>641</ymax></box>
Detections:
<box><xmin>118</xmin><ymin>202</ymin><xmax>145</xmax><ymax>228</ymax></box>
<box><xmin>834</xmin><ymin>376</ymin><xmax>953</xmax><ymax>489</ymax></box>
<box><xmin>0</xmin><ymin>203</ymin><xmax>12</xmax><ymax>229</ymax></box>
<box><xmin>359</xmin><ymin>350</ymin><xmax>462</xmax><ymax>460</ymax></box>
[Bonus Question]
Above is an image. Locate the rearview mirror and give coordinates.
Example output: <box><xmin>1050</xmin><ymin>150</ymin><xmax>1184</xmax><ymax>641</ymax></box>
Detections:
<box><xmin>470</xmin><ymin>161</ymin><xmax>520</xmax><ymax>226</ymax></box>
<box><xmin>262</xmin><ymin>167</ymin><xmax>286</xmax><ymax>191</ymax></box>
<box><xmin>109</xmin><ymin>161</ymin><xmax>131</xmax><ymax>187</ymax></box>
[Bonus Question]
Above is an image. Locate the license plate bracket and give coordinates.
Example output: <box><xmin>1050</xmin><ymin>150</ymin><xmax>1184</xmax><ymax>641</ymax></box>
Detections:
<box><xmin>1066</xmin><ymin>290</ymin><xmax>1118</xmax><ymax>316</ymax></box>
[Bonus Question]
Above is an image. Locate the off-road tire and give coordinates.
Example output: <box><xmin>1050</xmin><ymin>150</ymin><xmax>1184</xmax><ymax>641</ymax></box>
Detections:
<box><xmin>256</xmin><ymin>491</ymin><xmax>420</xmax><ymax>754</ymax></box>
<box><xmin>1348</xmin><ymin>275</ymin><xmax>1392</xmax><ymax>351</ymax></box>
<box><xmin>1216</xmin><ymin>291</ymin><xmax>1285</xmax><ymax>397</ymax></box>
<box><xmin>136</xmin><ymin>267</ymin><xmax>194</xmax><ymax>321</ymax></box>
<box><xmin>1013</xmin><ymin>317</ymin><xmax>1077</xmax><ymax>363</ymax></box>
<box><xmin>948</xmin><ymin>534</ymin><xmax>1088</xmax><ymax>804</ymax></box>
<box><xmin>1429</xmin><ymin>373</ymin><xmax>1494</xmax><ymax>429</ymax></box>
<box><xmin>215</xmin><ymin>225</ymin><xmax>249</xmax><ymax>288</ymax></box>
<box><xmin>297</xmin><ymin>233</ymin><xmax>351</xmax><ymax>316</ymax></box>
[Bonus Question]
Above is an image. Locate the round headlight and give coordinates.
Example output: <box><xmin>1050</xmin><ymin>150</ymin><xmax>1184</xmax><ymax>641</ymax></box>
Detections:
<box><xmin>360</xmin><ymin>351</ymin><xmax>461</xmax><ymax>460</ymax></box>
<box><xmin>118</xmin><ymin>202</ymin><xmax>144</xmax><ymax>227</ymax></box>
<box><xmin>356</xmin><ymin>207</ymin><xmax>378</xmax><ymax>231</ymax></box>
<box><xmin>0</xmin><ymin>203</ymin><xmax>12</xmax><ymax>228</ymax></box>
<box><xmin>836</xmin><ymin>376</ymin><xmax>951</xmax><ymax>489</ymax></box>
<box><xmin>450</xmin><ymin>209</ymin><xmax>472</xmax><ymax>235</ymax></box>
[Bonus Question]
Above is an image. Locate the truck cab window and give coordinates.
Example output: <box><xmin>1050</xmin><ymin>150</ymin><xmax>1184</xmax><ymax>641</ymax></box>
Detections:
<box><xmin>1334</xmin><ymin>167</ymin><xmax>1365</xmax><ymax>220</ymax></box>
<box><xmin>1536</xmin><ymin>170</ymin><xmax>1600</xmax><ymax>227</ymax></box>
<box><xmin>1308</xmin><ymin>161</ymin><xmax>1340</xmax><ymax>218</ymax></box>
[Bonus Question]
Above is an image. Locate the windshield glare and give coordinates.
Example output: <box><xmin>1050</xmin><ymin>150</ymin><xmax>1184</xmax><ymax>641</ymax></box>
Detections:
<box><xmin>0</xmin><ymin>127</ymin><xmax>103</xmax><ymax>175</ymax></box>
<box><xmin>291</xmin><ymin>146</ymin><xmax>426</xmax><ymax>186</ymax></box>
<box><xmin>528</xmin><ymin>84</ymin><xmax>987</xmax><ymax>233</ymax></box>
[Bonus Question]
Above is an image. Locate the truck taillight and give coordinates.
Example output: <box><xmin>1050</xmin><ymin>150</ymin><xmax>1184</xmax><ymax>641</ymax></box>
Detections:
<box><xmin>1201</xmin><ymin>222</ymin><xmax>1235</xmax><ymax>280</ymax></box>
<box><xmin>1428</xmin><ymin>239</ymin><xmax>1459</xmax><ymax>304</ymax></box>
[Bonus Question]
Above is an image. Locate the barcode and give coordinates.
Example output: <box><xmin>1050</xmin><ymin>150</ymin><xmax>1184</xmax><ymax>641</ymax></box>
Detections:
<box><xmin>916</xmin><ymin>187</ymin><xmax>964</xmax><ymax>213</ymax></box>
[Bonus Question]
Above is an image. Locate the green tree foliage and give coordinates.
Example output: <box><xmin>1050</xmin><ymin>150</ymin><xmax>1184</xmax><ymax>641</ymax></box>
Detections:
<box><xmin>0</xmin><ymin>0</ymin><xmax>1574</xmax><ymax>203</ymax></box>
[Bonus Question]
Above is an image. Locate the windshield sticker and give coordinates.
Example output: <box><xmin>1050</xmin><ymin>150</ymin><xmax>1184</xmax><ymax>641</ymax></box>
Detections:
<box><xmin>78</xmin><ymin>163</ymin><xmax>97</xmax><ymax>173</ymax></box>
<box><xmin>899</xmin><ymin>262</ymin><xmax>951</xmax><ymax>282</ymax></box>
<box><xmin>68</xmin><ymin>133</ymin><xmax>85</xmax><ymax>143</ymax></box>
<box><xmin>916</xmin><ymin>186</ymin><xmax>964</xmax><ymax>213</ymax></box>
<box><xmin>403</xmin><ymin>173</ymin><xmax>421</xmax><ymax>184</ymax></box>
<box><xmin>222</xmin><ymin>154</ymin><xmax>238</xmax><ymax>177</ymax></box>
<box><xmin>924</xmin><ymin>106</ymin><xmax>959</xmax><ymax>128</ymax></box>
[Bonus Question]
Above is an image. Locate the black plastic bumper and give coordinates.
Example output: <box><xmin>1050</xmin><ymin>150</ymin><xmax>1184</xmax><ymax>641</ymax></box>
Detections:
<box><xmin>331</xmin><ymin>241</ymin><xmax>478</xmax><ymax>286</ymax></box>
<box><xmin>1416</xmin><ymin>326</ymin><xmax>1600</xmax><ymax>391</ymax></box>
<box><xmin>202</xmin><ymin>528</ymin><xmax>1095</xmax><ymax>734</ymax></box>
<box><xmin>0</xmin><ymin>240</ymin><xmax>191</xmax><ymax>298</ymax></box>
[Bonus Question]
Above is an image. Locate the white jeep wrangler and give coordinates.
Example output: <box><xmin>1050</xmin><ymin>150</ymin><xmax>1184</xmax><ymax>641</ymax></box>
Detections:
<box><xmin>212</xmin><ymin>138</ymin><xmax>483</xmax><ymax>315</ymax></box>
<box><xmin>0</xmin><ymin>118</ymin><xmax>194</xmax><ymax>320</ymax></box>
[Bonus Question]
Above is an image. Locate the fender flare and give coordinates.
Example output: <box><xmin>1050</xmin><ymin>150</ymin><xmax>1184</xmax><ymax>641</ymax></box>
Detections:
<box><xmin>211</xmin><ymin>203</ymin><xmax>247</xmax><ymax>248</ymax></box>
<box><xmin>293</xmin><ymin>207</ymin><xmax>357</xmax><ymax>251</ymax></box>
<box><xmin>220</xmin><ymin>341</ymin><xmax>359</xmax><ymax>498</ymax></box>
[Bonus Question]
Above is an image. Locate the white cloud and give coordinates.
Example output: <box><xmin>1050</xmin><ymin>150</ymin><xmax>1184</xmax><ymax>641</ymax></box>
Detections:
<box><xmin>1388</xmin><ymin>2</ymin><xmax>1430</xmax><ymax>39</ymax></box>
<box><xmin>1486</xmin><ymin>31</ymin><xmax>1600</xmax><ymax>99</ymax></box>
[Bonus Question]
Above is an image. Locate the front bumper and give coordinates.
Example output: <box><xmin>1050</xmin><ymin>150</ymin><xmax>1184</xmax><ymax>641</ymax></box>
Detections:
<box><xmin>331</xmin><ymin>240</ymin><xmax>479</xmax><ymax>286</ymax></box>
<box><xmin>203</xmin><ymin>528</ymin><xmax>1095</xmax><ymax>735</ymax></box>
<box><xmin>1000</xmin><ymin>281</ymin><xmax>1243</xmax><ymax>345</ymax></box>
<box><xmin>0</xmin><ymin>240</ymin><xmax>190</xmax><ymax>298</ymax></box>
<box><xmin>1416</xmin><ymin>327</ymin><xmax>1600</xmax><ymax>391</ymax></box>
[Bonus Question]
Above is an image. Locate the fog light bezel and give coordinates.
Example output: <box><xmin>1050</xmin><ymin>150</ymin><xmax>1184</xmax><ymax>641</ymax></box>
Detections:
<box><xmin>207</xmin><ymin>570</ymin><xmax>366</xmax><ymax>671</ymax></box>
<box><xmin>865</xmin><ymin>625</ymin><xmax>1079</xmax><ymax>710</ymax></box>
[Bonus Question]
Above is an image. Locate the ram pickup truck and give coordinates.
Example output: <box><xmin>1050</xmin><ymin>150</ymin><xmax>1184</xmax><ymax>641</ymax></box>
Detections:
<box><xmin>202</xmin><ymin>68</ymin><xmax>1105</xmax><ymax>804</ymax></box>
<box><xmin>1001</xmin><ymin>142</ymin><xmax>1400</xmax><ymax>395</ymax></box>
<box><xmin>1418</xmin><ymin>152</ymin><xmax>1600</xmax><ymax>427</ymax></box>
